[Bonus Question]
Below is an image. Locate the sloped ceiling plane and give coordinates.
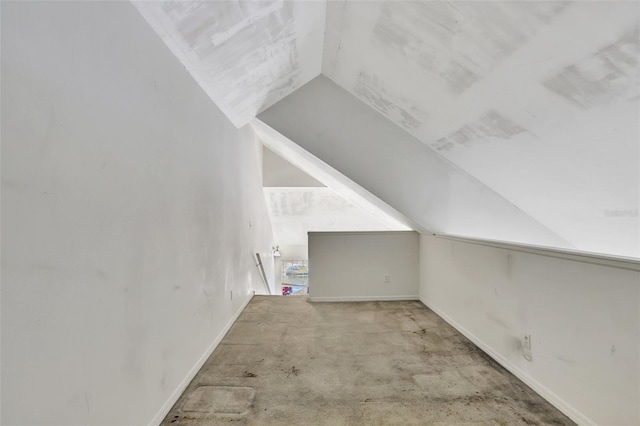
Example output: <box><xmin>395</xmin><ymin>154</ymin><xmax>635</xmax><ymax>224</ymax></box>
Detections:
<box><xmin>134</xmin><ymin>1</ymin><xmax>640</xmax><ymax>258</ymax></box>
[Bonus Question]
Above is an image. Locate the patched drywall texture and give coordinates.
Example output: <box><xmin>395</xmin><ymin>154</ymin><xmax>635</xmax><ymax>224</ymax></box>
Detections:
<box><xmin>131</xmin><ymin>0</ymin><xmax>638</xmax><ymax>256</ymax></box>
<box><xmin>543</xmin><ymin>28</ymin><xmax>640</xmax><ymax>109</ymax></box>
<box><xmin>323</xmin><ymin>0</ymin><xmax>570</xmax><ymax>129</ymax></box>
<box><xmin>322</xmin><ymin>1</ymin><xmax>639</xmax><ymax>257</ymax></box>
<box><xmin>366</xmin><ymin>1</ymin><xmax>570</xmax><ymax>96</ymax></box>
<box><xmin>264</xmin><ymin>187</ymin><xmax>399</xmax><ymax>246</ymax></box>
<box><xmin>259</xmin><ymin>76</ymin><xmax>570</xmax><ymax>249</ymax></box>
<box><xmin>133</xmin><ymin>0</ymin><xmax>325</xmax><ymax>127</ymax></box>
<box><xmin>433</xmin><ymin>110</ymin><xmax>526</xmax><ymax>152</ymax></box>
<box><xmin>354</xmin><ymin>71</ymin><xmax>426</xmax><ymax>131</ymax></box>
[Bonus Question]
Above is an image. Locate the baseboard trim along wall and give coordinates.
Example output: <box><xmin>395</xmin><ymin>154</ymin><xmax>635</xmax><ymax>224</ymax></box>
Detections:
<box><xmin>420</xmin><ymin>297</ymin><xmax>595</xmax><ymax>426</ymax></box>
<box><xmin>148</xmin><ymin>291</ymin><xmax>256</xmax><ymax>426</ymax></box>
<box><xmin>309</xmin><ymin>295</ymin><xmax>420</xmax><ymax>302</ymax></box>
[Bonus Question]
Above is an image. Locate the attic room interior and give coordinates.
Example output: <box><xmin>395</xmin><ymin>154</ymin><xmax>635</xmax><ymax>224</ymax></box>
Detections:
<box><xmin>1</xmin><ymin>1</ymin><xmax>638</xmax><ymax>425</ymax></box>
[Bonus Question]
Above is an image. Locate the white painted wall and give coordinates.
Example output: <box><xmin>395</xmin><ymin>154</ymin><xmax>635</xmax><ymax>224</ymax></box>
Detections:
<box><xmin>263</xmin><ymin>147</ymin><xmax>324</xmax><ymax>187</ymax></box>
<box><xmin>420</xmin><ymin>234</ymin><xmax>640</xmax><ymax>425</ymax></box>
<box><xmin>1</xmin><ymin>2</ymin><xmax>274</xmax><ymax>425</ymax></box>
<box><xmin>279</xmin><ymin>244</ymin><xmax>308</xmax><ymax>261</ymax></box>
<box><xmin>259</xmin><ymin>76</ymin><xmax>570</xmax><ymax>249</ymax></box>
<box><xmin>308</xmin><ymin>232</ymin><xmax>419</xmax><ymax>302</ymax></box>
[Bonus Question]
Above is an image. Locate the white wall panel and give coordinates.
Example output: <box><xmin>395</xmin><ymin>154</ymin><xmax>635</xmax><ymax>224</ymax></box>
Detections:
<box><xmin>420</xmin><ymin>234</ymin><xmax>640</xmax><ymax>425</ymax></box>
<box><xmin>309</xmin><ymin>231</ymin><xmax>419</xmax><ymax>301</ymax></box>
<box><xmin>1</xmin><ymin>2</ymin><xmax>275</xmax><ymax>424</ymax></box>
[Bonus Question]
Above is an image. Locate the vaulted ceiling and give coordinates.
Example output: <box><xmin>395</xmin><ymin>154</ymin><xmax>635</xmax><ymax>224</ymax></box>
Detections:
<box><xmin>134</xmin><ymin>1</ymin><xmax>639</xmax><ymax>258</ymax></box>
<box><xmin>133</xmin><ymin>1</ymin><xmax>325</xmax><ymax>127</ymax></box>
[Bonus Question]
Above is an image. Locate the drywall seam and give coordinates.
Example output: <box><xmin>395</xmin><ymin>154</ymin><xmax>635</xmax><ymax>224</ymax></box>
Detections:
<box><xmin>419</xmin><ymin>297</ymin><xmax>595</xmax><ymax>426</ymax></box>
<box><xmin>309</xmin><ymin>295</ymin><xmax>420</xmax><ymax>302</ymax></box>
<box><xmin>147</xmin><ymin>291</ymin><xmax>256</xmax><ymax>426</ymax></box>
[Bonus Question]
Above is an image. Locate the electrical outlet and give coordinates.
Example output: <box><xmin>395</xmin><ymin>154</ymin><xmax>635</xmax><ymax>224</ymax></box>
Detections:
<box><xmin>523</xmin><ymin>334</ymin><xmax>532</xmax><ymax>361</ymax></box>
<box><xmin>384</xmin><ymin>274</ymin><xmax>390</xmax><ymax>283</ymax></box>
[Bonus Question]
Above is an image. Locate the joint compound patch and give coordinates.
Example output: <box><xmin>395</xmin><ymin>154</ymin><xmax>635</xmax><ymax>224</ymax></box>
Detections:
<box><xmin>544</xmin><ymin>27</ymin><xmax>640</xmax><ymax>109</ymax></box>
<box><xmin>432</xmin><ymin>110</ymin><xmax>526</xmax><ymax>151</ymax></box>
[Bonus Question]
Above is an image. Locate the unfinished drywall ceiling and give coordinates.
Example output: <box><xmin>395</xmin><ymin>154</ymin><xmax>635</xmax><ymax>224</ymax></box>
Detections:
<box><xmin>254</xmin><ymin>119</ymin><xmax>417</xmax><ymax>232</ymax></box>
<box><xmin>133</xmin><ymin>0</ymin><xmax>638</xmax><ymax>257</ymax></box>
<box><xmin>264</xmin><ymin>187</ymin><xmax>401</xmax><ymax>245</ymax></box>
<box><xmin>132</xmin><ymin>1</ymin><xmax>325</xmax><ymax>127</ymax></box>
<box><xmin>262</xmin><ymin>147</ymin><xmax>409</xmax><ymax>246</ymax></box>
<box><xmin>322</xmin><ymin>1</ymin><xmax>639</xmax><ymax>257</ymax></box>
<box><xmin>259</xmin><ymin>76</ymin><xmax>571</xmax><ymax>250</ymax></box>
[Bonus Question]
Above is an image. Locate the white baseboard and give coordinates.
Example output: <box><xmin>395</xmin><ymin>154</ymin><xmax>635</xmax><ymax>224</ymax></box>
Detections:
<box><xmin>148</xmin><ymin>291</ymin><xmax>255</xmax><ymax>426</ymax></box>
<box><xmin>309</xmin><ymin>295</ymin><xmax>420</xmax><ymax>302</ymax></box>
<box><xmin>419</xmin><ymin>297</ymin><xmax>595</xmax><ymax>426</ymax></box>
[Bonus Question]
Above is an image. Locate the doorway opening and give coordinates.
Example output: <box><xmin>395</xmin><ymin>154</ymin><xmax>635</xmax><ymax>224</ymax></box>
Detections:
<box><xmin>281</xmin><ymin>259</ymin><xmax>309</xmax><ymax>296</ymax></box>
